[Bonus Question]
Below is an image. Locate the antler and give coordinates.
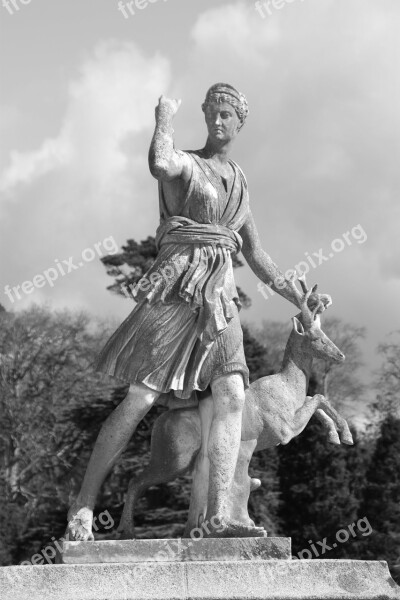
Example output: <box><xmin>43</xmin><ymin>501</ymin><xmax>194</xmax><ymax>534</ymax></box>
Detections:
<box><xmin>298</xmin><ymin>274</ymin><xmax>324</xmax><ymax>328</ymax></box>
<box><xmin>286</xmin><ymin>272</ymin><xmax>325</xmax><ymax>329</ymax></box>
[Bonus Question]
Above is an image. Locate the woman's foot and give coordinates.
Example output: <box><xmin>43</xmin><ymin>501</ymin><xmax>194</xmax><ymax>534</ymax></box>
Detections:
<box><xmin>204</xmin><ymin>515</ymin><xmax>267</xmax><ymax>538</ymax></box>
<box><xmin>66</xmin><ymin>506</ymin><xmax>95</xmax><ymax>541</ymax></box>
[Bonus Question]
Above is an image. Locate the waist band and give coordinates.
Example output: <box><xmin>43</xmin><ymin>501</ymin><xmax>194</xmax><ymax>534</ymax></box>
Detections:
<box><xmin>155</xmin><ymin>216</ymin><xmax>242</xmax><ymax>254</ymax></box>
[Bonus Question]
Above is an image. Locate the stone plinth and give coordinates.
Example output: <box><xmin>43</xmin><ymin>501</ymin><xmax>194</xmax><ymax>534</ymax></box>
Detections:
<box><xmin>60</xmin><ymin>537</ymin><xmax>291</xmax><ymax>564</ymax></box>
<box><xmin>1</xmin><ymin>559</ymin><xmax>399</xmax><ymax>600</ymax></box>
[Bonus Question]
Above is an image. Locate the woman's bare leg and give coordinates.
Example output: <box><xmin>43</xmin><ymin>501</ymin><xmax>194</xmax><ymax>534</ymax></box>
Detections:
<box><xmin>67</xmin><ymin>382</ymin><xmax>160</xmax><ymax>541</ymax></box>
<box><xmin>205</xmin><ymin>372</ymin><xmax>265</xmax><ymax>537</ymax></box>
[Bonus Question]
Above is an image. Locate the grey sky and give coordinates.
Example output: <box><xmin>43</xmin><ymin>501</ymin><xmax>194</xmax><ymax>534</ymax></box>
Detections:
<box><xmin>1</xmin><ymin>0</ymin><xmax>399</xmax><ymax>415</ymax></box>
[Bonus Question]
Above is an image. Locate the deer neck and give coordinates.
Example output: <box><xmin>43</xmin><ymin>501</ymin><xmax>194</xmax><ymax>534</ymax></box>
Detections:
<box><xmin>280</xmin><ymin>332</ymin><xmax>313</xmax><ymax>393</ymax></box>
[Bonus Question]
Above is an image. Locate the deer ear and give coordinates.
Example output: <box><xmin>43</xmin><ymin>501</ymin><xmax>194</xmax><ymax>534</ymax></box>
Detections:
<box><xmin>292</xmin><ymin>316</ymin><xmax>305</xmax><ymax>336</ymax></box>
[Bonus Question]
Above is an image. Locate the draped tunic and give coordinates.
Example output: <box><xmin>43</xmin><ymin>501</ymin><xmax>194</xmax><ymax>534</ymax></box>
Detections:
<box><xmin>94</xmin><ymin>150</ymin><xmax>250</xmax><ymax>405</ymax></box>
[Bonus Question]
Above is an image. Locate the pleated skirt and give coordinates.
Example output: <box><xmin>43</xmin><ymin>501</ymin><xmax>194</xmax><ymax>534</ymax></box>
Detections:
<box><xmin>93</xmin><ymin>296</ymin><xmax>249</xmax><ymax>404</ymax></box>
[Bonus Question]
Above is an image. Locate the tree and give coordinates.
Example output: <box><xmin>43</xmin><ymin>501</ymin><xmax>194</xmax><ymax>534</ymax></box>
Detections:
<box><xmin>253</xmin><ymin>320</ymin><xmax>291</xmax><ymax>375</ymax></box>
<box><xmin>311</xmin><ymin>318</ymin><xmax>366</xmax><ymax>412</ymax></box>
<box><xmin>372</xmin><ymin>332</ymin><xmax>400</xmax><ymax>418</ymax></box>
<box><xmin>276</xmin><ymin>375</ymin><xmax>361</xmax><ymax>558</ymax></box>
<box><xmin>0</xmin><ymin>305</ymin><xmax>118</xmax><ymax>563</ymax></box>
<box><xmin>357</xmin><ymin>415</ymin><xmax>400</xmax><ymax>583</ymax></box>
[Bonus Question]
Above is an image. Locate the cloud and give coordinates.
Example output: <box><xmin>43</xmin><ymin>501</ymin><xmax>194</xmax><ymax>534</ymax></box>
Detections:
<box><xmin>0</xmin><ymin>41</ymin><xmax>170</xmax><ymax>314</ymax></box>
<box><xmin>190</xmin><ymin>2</ymin><xmax>280</xmax><ymax>67</ymax></box>
<box><xmin>0</xmin><ymin>40</ymin><xmax>170</xmax><ymax>195</ymax></box>
<box><xmin>185</xmin><ymin>1</ymin><xmax>400</xmax><ymax>274</ymax></box>
<box><xmin>1</xmin><ymin>1</ymin><xmax>399</xmax><ymax>392</ymax></box>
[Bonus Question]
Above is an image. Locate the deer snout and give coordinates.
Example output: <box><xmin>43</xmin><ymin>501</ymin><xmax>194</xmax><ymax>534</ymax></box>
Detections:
<box><xmin>335</xmin><ymin>350</ymin><xmax>346</xmax><ymax>363</ymax></box>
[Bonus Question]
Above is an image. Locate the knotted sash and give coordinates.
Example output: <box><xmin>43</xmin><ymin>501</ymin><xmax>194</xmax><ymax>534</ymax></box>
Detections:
<box><xmin>154</xmin><ymin>216</ymin><xmax>243</xmax><ymax>346</ymax></box>
<box><xmin>155</xmin><ymin>215</ymin><xmax>243</xmax><ymax>253</ymax></box>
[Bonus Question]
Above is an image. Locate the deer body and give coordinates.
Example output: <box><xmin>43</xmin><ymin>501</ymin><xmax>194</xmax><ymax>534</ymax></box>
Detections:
<box><xmin>118</xmin><ymin>281</ymin><xmax>354</xmax><ymax>538</ymax></box>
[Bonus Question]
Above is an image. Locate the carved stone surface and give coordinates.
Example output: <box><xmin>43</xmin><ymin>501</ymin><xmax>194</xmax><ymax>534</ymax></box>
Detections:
<box><xmin>1</xmin><ymin>560</ymin><xmax>399</xmax><ymax>600</ymax></box>
<box><xmin>59</xmin><ymin>537</ymin><xmax>291</xmax><ymax>564</ymax></box>
<box><xmin>67</xmin><ymin>85</ymin><xmax>336</xmax><ymax>542</ymax></box>
<box><xmin>119</xmin><ymin>281</ymin><xmax>354</xmax><ymax>537</ymax></box>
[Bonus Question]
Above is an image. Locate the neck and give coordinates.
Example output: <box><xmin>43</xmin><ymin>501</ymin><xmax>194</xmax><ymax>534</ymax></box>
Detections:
<box><xmin>202</xmin><ymin>137</ymin><xmax>233</xmax><ymax>163</ymax></box>
<box><xmin>280</xmin><ymin>332</ymin><xmax>313</xmax><ymax>393</ymax></box>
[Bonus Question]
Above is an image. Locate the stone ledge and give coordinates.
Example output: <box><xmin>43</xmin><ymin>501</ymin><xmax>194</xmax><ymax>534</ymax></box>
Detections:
<box><xmin>60</xmin><ymin>537</ymin><xmax>291</xmax><ymax>564</ymax></box>
<box><xmin>1</xmin><ymin>560</ymin><xmax>399</xmax><ymax>600</ymax></box>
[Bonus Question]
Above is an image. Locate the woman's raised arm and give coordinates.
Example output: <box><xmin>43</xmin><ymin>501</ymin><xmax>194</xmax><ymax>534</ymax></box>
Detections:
<box><xmin>148</xmin><ymin>95</ymin><xmax>191</xmax><ymax>182</ymax></box>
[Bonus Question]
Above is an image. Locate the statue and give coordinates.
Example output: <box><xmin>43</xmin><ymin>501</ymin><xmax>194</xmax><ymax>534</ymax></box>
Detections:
<box><xmin>117</xmin><ymin>276</ymin><xmax>354</xmax><ymax>539</ymax></box>
<box><xmin>66</xmin><ymin>83</ymin><xmax>332</xmax><ymax>541</ymax></box>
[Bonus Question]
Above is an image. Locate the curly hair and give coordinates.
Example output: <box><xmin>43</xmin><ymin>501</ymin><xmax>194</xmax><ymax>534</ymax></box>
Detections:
<box><xmin>202</xmin><ymin>83</ymin><xmax>249</xmax><ymax>131</ymax></box>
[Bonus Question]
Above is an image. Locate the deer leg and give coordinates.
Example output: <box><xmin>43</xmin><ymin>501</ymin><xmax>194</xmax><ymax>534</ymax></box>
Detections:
<box><xmin>314</xmin><ymin>408</ymin><xmax>341</xmax><ymax>445</ymax></box>
<box><xmin>184</xmin><ymin>395</ymin><xmax>213</xmax><ymax>537</ymax></box>
<box><xmin>118</xmin><ymin>408</ymin><xmax>201</xmax><ymax>539</ymax></box>
<box><xmin>287</xmin><ymin>394</ymin><xmax>326</xmax><ymax>441</ymax></box>
<box><xmin>118</xmin><ymin>470</ymin><xmax>163</xmax><ymax>539</ymax></box>
<box><xmin>317</xmin><ymin>398</ymin><xmax>354</xmax><ymax>445</ymax></box>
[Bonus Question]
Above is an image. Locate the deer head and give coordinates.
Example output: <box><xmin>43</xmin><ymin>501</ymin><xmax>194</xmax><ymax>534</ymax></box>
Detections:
<box><xmin>289</xmin><ymin>274</ymin><xmax>345</xmax><ymax>364</ymax></box>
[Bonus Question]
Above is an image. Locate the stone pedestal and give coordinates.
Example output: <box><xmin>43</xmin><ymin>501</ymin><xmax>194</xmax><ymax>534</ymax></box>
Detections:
<box><xmin>1</xmin><ymin>538</ymin><xmax>399</xmax><ymax>600</ymax></box>
<box><xmin>60</xmin><ymin>537</ymin><xmax>291</xmax><ymax>564</ymax></box>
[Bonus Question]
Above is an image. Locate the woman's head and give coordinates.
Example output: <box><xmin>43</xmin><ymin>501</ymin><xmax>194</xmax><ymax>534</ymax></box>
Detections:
<box><xmin>202</xmin><ymin>83</ymin><xmax>249</xmax><ymax>132</ymax></box>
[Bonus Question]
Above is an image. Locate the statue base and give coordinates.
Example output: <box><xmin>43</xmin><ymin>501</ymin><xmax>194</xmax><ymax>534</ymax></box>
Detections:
<box><xmin>1</xmin><ymin>538</ymin><xmax>399</xmax><ymax>600</ymax></box>
<box><xmin>60</xmin><ymin>536</ymin><xmax>291</xmax><ymax>563</ymax></box>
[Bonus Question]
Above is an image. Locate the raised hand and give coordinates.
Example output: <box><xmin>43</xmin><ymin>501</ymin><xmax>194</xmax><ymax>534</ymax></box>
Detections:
<box><xmin>155</xmin><ymin>95</ymin><xmax>182</xmax><ymax>120</ymax></box>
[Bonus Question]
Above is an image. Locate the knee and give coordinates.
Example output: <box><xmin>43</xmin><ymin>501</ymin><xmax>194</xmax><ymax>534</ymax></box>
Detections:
<box><xmin>231</xmin><ymin>391</ymin><xmax>245</xmax><ymax>413</ymax></box>
<box><xmin>126</xmin><ymin>383</ymin><xmax>158</xmax><ymax>409</ymax></box>
<box><xmin>212</xmin><ymin>375</ymin><xmax>246</xmax><ymax>415</ymax></box>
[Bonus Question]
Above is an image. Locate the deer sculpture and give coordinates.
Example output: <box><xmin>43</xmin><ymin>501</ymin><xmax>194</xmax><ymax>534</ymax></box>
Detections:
<box><xmin>118</xmin><ymin>277</ymin><xmax>354</xmax><ymax>539</ymax></box>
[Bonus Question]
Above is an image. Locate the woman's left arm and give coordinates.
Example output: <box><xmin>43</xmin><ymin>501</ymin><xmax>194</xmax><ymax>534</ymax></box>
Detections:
<box><xmin>239</xmin><ymin>210</ymin><xmax>303</xmax><ymax>309</ymax></box>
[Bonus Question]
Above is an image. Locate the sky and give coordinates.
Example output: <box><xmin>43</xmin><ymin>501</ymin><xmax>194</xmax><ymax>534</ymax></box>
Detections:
<box><xmin>0</xmin><ymin>0</ymin><xmax>399</xmax><ymax>416</ymax></box>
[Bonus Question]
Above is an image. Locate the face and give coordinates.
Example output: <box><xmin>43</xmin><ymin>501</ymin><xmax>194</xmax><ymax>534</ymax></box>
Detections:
<box><xmin>204</xmin><ymin>101</ymin><xmax>241</xmax><ymax>143</ymax></box>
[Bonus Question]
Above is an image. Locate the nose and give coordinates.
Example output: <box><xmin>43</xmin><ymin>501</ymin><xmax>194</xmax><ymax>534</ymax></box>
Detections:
<box><xmin>214</xmin><ymin>114</ymin><xmax>222</xmax><ymax>126</ymax></box>
<box><xmin>338</xmin><ymin>352</ymin><xmax>345</xmax><ymax>362</ymax></box>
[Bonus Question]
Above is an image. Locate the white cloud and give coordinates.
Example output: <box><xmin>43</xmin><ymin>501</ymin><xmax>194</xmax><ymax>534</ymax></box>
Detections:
<box><xmin>0</xmin><ymin>40</ymin><xmax>170</xmax><ymax>195</ymax></box>
<box><xmin>191</xmin><ymin>2</ymin><xmax>281</xmax><ymax>67</ymax></box>
<box><xmin>0</xmin><ymin>41</ymin><xmax>170</xmax><ymax>317</ymax></box>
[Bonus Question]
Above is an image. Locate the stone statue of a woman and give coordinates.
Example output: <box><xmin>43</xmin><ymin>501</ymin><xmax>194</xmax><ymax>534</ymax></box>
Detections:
<box><xmin>67</xmin><ymin>83</ymin><xmax>330</xmax><ymax>540</ymax></box>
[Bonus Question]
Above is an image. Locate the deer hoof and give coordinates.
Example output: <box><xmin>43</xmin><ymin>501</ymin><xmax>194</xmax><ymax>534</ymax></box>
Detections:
<box><xmin>341</xmin><ymin>431</ymin><xmax>354</xmax><ymax>445</ymax></box>
<box><xmin>327</xmin><ymin>430</ymin><xmax>341</xmax><ymax>445</ymax></box>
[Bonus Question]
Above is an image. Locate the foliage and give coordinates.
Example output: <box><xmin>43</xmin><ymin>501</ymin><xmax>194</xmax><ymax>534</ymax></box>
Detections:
<box><xmin>277</xmin><ymin>417</ymin><xmax>362</xmax><ymax>558</ymax></box>
<box><xmin>357</xmin><ymin>415</ymin><xmax>400</xmax><ymax>583</ymax></box>
<box><xmin>372</xmin><ymin>331</ymin><xmax>400</xmax><ymax>418</ymax></box>
<box><xmin>0</xmin><ymin>305</ymin><xmax>117</xmax><ymax>563</ymax></box>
